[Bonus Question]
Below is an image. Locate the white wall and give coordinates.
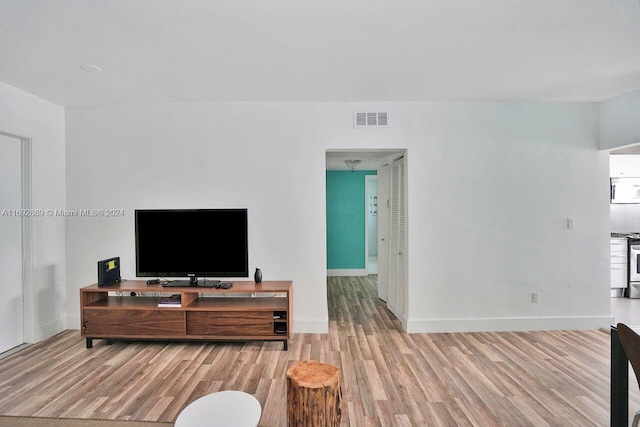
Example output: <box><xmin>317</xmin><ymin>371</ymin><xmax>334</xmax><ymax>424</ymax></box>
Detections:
<box><xmin>65</xmin><ymin>103</ymin><xmax>331</xmax><ymax>332</ymax></box>
<box><xmin>0</xmin><ymin>81</ymin><xmax>66</xmax><ymax>342</ymax></box>
<box><xmin>65</xmin><ymin>101</ymin><xmax>611</xmax><ymax>333</ymax></box>
<box><xmin>406</xmin><ymin>102</ymin><xmax>610</xmax><ymax>332</ymax></box>
<box><xmin>599</xmin><ymin>88</ymin><xmax>640</xmax><ymax>150</ymax></box>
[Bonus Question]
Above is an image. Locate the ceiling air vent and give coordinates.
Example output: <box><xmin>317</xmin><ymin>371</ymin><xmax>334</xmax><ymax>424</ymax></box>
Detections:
<box><xmin>354</xmin><ymin>111</ymin><xmax>389</xmax><ymax>128</ymax></box>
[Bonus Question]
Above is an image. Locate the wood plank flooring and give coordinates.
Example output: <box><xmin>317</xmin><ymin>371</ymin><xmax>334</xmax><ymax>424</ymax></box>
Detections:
<box><xmin>0</xmin><ymin>276</ymin><xmax>634</xmax><ymax>426</ymax></box>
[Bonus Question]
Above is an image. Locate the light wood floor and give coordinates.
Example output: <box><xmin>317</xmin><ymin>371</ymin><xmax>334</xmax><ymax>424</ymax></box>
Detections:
<box><xmin>0</xmin><ymin>276</ymin><xmax>634</xmax><ymax>426</ymax></box>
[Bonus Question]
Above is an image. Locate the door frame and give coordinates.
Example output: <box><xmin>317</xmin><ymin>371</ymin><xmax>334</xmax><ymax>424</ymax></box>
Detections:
<box><xmin>377</xmin><ymin>164</ymin><xmax>391</xmax><ymax>302</ymax></box>
<box><xmin>0</xmin><ymin>130</ymin><xmax>32</xmax><ymax>349</ymax></box>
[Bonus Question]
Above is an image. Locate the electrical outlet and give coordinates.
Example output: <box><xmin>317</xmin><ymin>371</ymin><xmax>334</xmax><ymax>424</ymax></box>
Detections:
<box><xmin>531</xmin><ymin>292</ymin><xmax>539</xmax><ymax>303</ymax></box>
<box><xmin>567</xmin><ymin>218</ymin><xmax>575</xmax><ymax>229</ymax></box>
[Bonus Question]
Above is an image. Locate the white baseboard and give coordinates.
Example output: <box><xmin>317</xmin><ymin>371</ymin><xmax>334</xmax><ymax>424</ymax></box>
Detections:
<box><xmin>67</xmin><ymin>315</ymin><xmax>81</xmax><ymax>330</ymax></box>
<box><xmin>406</xmin><ymin>315</ymin><xmax>615</xmax><ymax>333</ymax></box>
<box><xmin>327</xmin><ymin>269</ymin><xmax>368</xmax><ymax>277</ymax></box>
<box><xmin>29</xmin><ymin>317</ymin><xmax>67</xmax><ymax>343</ymax></box>
<box><xmin>292</xmin><ymin>319</ymin><xmax>329</xmax><ymax>334</ymax></box>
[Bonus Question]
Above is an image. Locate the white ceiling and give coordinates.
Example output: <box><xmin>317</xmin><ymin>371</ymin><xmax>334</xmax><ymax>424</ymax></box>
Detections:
<box><xmin>611</xmin><ymin>145</ymin><xmax>640</xmax><ymax>155</ymax></box>
<box><xmin>2</xmin><ymin>0</ymin><xmax>640</xmax><ymax>107</ymax></box>
<box><xmin>326</xmin><ymin>150</ymin><xmax>403</xmax><ymax>171</ymax></box>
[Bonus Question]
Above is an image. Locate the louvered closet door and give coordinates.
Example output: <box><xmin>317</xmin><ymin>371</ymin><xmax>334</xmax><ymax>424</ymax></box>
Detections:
<box><xmin>388</xmin><ymin>157</ymin><xmax>406</xmax><ymax>320</ymax></box>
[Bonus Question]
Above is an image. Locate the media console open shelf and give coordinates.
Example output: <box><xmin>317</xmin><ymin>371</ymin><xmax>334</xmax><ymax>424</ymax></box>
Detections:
<box><xmin>80</xmin><ymin>280</ymin><xmax>292</xmax><ymax>350</ymax></box>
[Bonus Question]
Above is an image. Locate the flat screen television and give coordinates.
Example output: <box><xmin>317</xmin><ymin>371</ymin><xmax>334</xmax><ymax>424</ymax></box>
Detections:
<box><xmin>135</xmin><ymin>209</ymin><xmax>248</xmax><ymax>286</ymax></box>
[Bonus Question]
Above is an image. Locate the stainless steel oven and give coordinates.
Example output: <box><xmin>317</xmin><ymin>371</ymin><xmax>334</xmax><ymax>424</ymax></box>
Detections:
<box><xmin>629</xmin><ymin>238</ymin><xmax>640</xmax><ymax>298</ymax></box>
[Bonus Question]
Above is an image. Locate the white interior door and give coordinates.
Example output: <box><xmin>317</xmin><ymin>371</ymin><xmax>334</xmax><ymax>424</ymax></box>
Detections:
<box><xmin>388</xmin><ymin>156</ymin><xmax>407</xmax><ymax>322</ymax></box>
<box><xmin>0</xmin><ymin>133</ymin><xmax>25</xmax><ymax>353</ymax></box>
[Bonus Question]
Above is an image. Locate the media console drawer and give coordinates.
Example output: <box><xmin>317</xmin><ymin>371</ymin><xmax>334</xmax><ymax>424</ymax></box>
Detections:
<box><xmin>83</xmin><ymin>309</ymin><xmax>185</xmax><ymax>336</ymax></box>
<box><xmin>186</xmin><ymin>311</ymin><xmax>273</xmax><ymax>336</ymax></box>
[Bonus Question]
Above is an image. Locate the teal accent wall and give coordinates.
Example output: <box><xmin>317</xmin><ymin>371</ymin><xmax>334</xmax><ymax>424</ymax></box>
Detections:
<box><xmin>326</xmin><ymin>170</ymin><xmax>377</xmax><ymax>270</ymax></box>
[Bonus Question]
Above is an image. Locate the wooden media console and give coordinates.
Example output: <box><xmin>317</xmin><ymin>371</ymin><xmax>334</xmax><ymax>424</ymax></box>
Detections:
<box><xmin>80</xmin><ymin>280</ymin><xmax>292</xmax><ymax>350</ymax></box>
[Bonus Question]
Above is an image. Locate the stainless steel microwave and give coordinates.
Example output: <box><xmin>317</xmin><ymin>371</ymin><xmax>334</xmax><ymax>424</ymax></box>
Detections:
<box><xmin>611</xmin><ymin>177</ymin><xmax>640</xmax><ymax>204</ymax></box>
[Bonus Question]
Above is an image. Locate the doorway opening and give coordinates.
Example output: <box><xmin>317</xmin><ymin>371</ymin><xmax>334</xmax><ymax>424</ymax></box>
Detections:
<box><xmin>609</xmin><ymin>146</ymin><xmax>640</xmax><ymax>324</ymax></box>
<box><xmin>325</xmin><ymin>149</ymin><xmax>407</xmax><ymax>329</ymax></box>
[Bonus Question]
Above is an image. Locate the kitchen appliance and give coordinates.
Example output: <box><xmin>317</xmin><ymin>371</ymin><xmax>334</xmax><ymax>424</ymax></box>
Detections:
<box><xmin>628</xmin><ymin>237</ymin><xmax>640</xmax><ymax>298</ymax></box>
<box><xmin>611</xmin><ymin>234</ymin><xmax>628</xmax><ymax>297</ymax></box>
<box><xmin>611</xmin><ymin>178</ymin><xmax>640</xmax><ymax>204</ymax></box>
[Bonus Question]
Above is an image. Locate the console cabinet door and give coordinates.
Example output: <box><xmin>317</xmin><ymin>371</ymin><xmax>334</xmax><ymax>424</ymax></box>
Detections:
<box><xmin>187</xmin><ymin>312</ymin><xmax>274</xmax><ymax>336</ymax></box>
<box><xmin>83</xmin><ymin>310</ymin><xmax>185</xmax><ymax>336</ymax></box>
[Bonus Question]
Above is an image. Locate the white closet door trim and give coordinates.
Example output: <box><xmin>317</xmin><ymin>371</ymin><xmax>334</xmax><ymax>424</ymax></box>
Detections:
<box><xmin>0</xmin><ymin>130</ymin><xmax>32</xmax><ymax>349</ymax></box>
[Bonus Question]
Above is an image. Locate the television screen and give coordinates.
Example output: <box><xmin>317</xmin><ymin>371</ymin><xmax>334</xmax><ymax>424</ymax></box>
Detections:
<box><xmin>135</xmin><ymin>209</ymin><xmax>248</xmax><ymax>283</ymax></box>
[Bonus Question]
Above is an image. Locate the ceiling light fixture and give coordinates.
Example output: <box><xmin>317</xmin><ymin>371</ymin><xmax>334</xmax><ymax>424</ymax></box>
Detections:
<box><xmin>81</xmin><ymin>64</ymin><xmax>103</xmax><ymax>73</ymax></box>
<box><xmin>344</xmin><ymin>159</ymin><xmax>362</xmax><ymax>171</ymax></box>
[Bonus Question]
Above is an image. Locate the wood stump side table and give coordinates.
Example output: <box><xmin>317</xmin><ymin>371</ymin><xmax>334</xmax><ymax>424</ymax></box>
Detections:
<box><xmin>286</xmin><ymin>360</ymin><xmax>342</xmax><ymax>426</ymax></box>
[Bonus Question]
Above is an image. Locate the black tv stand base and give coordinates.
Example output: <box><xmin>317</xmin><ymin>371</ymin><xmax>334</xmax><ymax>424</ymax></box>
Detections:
<box><xmin>162</xmin><ymin>279</ymin><xmax>220</xmax><ymax>288</ymax></box>
<box><xmin>196</xmin><ymin>279</ymin><xmax>220</xmax><ymax>288</ymax></box>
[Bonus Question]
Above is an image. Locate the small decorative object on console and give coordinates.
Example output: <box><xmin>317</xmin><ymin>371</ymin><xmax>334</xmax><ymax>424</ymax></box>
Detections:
<box><xmin>254</xmin><ymin>268</ymin><xmax>262</xmax><ymax>283</ymax></box>
<box><xmin>98</xmin><ymin>257</ymin><xmax>121</xmax><ymax>286</ymax></box>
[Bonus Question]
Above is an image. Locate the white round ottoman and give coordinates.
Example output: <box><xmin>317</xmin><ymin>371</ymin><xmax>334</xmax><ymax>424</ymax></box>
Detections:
<box><xmin>175</xmin><ymin>390</ymin><xmax>262</xmax><ymax>427</ymax></box>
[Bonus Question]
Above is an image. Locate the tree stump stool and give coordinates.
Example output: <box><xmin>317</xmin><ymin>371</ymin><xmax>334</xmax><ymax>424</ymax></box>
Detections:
<box><xmin>286</xmin><ymin>360</ymin><xmax>342</xmax><ymax>426</ymax></box>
